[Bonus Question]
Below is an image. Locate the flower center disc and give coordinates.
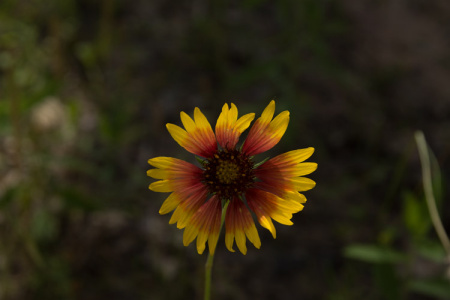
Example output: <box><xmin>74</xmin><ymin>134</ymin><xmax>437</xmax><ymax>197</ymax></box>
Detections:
<box><xmin>203</xmin><ymin>149</ymin><xmax>254</xmax><ymax>200</ymax></box>
<box><xmin>216</xmin><ymin>161</ymin><xmax>239</xmax><ymax>184</ymax></box>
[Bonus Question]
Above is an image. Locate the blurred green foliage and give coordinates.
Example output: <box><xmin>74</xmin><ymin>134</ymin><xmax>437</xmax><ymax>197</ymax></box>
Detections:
<box><xmin>344</xmin><ymin>139</ymin><xmax>450</xmax><ymax>300</ymax></box>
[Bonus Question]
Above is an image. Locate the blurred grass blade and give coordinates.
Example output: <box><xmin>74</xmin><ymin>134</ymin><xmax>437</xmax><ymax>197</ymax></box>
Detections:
<box><xmin>428</xmin><ymin>145</ymin><xmax>443</xmax><ymax>206</ymax></box>
<box><xmin>414</xmin><ymin>131</ymin><xmax>450</xmax><ymax>258</ymax></box>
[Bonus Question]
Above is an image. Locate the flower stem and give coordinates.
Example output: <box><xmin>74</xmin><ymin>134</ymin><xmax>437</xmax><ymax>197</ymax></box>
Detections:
<box><xmin>204</xmin><ymin>251</ymin><xmax>214</xmax><ymax>300</ymax></box>
<box><xmin>204</xmin><ymin>202</ymin><xmax>228</xmax><ymax>300</ymax></box>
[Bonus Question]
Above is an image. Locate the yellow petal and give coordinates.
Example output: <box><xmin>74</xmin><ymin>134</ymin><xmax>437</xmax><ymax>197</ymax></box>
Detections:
<box><xmin>180</xmin><ymin>111</ymin><xmax>197</xmax><ymax>133</ymax></box>
<box><xmin>258</xmin><ymin>215</ymin><xmax>276</xmax><ymax>238</ymax></box>
<box><xmin>284</xmin><ymin>148</ymin><xmax>315</xmax><ymax>163</ymax></box>
<box><xmin>235</xmin><ymin>229</ymin><xmax>247</xmax><ymax>255</ymax></box>
<box><xmin>193</xmin><ymin>107</ymin><xmax>213</xmax><ymax>132</ymax></box>
<box><xmin>235</xmin><ymin>113</ymin><xmax>255</xmax><ymax>133</ymax></box>
<box><xmin>216</xmin><ymin>103</ymin><xmax>229</xmax><ymax>128</ymax></box>
<box><xmin>183</xmin><ymin>225</ymin><xmax>199</xmax><ymax>246</ymax></box>
<box><xmin>196</xmin><ymin>230</ymin><xmax>208</xmax><ymax>254</ymax></box>
<box><xmin>147</xmin><ymin>169</ymin><xmax>170</xmax><ymax>179</ymax></box>
<box><xmin>207</xmin><ymin>230</ymin><xmax>220</xmax><ymax>255</ymax></box>
<box><xmin>149</xmin><ymin>180</ymin><xmax>172</xmax><ymax>192</ymax></box>
<box><xmin>169</xmin><ymin>205</ymin><xmax>182</xmax><ymax>224</ymax></box>
<box><xmin>221</xmin><ymin>103</ymin><xmax>229</xmax><ymax>112</ymax></box>
<box><xmin>148</xmin><ymin>157</ymin><xmax>175</xmax><ymax>168</ymax></box>
<box><xmin>292</xmin><ymin>177</ymin><xmax>316</xmax><ymax>191</ymax></box>
<box><xmin>245</xmin><ymin>223</ymin><xmax>261</xmax><ymax>249</ymax></box>
<box><xmin>159</xmin><ymin>193</ymin><xmax>181</xmax><ymax>214</ymax></box>
<box><xmin>260</xmin><ymin>100</ymin><xmax>275</xmax><ymax>125</ymax></box>
<box><xmin>282</xmin><ymin>191</ymin><xmax>307</xmax><ymax>204</ymax></box>
<box><xmin>275</xmin><ymin>198</ymin><xmax>304</xmax><ymax>212</ymax></box>
<box><xmin>289</xmin><ymin>163</ymin><xmax>318</xmax><ymax>177</ymax></box>
<box><xmin>174</xmin><ymin>207</ymin><xmax>192</xmax><ymax>229</ymax></box>
<box><xmin>228</xmin><ymin>103</ymin><xmax>238</xmax><ymax>124</ymax></box>
<box><xmin>225</xmin><ymin>232</ymin><xmax>235</xmax><ymax>252</ymax></box>
<box><xmin>166</xmin><ymin>124</ymin><xmax>189</xmax><ymax>147</ymax></box>
<box><xmin>271</xmin><ymin>212</ymin><xmax>294</xmax><ymax>225</ymax></box>
<box><xmin>269</xmin><ymin>110</ymin><xmax>290</xmax><ymax>138</ymax></box>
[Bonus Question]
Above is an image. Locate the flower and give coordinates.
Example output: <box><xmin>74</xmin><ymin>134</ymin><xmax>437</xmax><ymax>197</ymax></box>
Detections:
<box><xmin>147</xmin><ymin>101</ymin><xmax>317</xmax><ymax>255</ymax></box>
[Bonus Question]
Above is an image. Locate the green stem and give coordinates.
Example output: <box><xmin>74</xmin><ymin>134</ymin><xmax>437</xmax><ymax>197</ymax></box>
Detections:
<box><xmin>204</xmin><ymin>202</ymin><xmax>228</xmax><ymax>300</ymax></box>
<box><xmin>204</xmin><ymin>251</ymin><xmax>214</xmax><ymax>300</ymax></box>
<box><xmin>415</xmin><ymin>131</ymin><xmax>450</xmax><ymax>258</ymax></box>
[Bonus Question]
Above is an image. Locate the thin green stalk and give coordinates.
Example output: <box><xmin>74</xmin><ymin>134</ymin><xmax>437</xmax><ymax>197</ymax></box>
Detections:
<box><xmin>414</xmin><ymin>131</ymin><xmax>450</xmax><ymax>258</ymax></box>
<box><xmin>204</xmin><ymin>202</ymin><xmax>228</xmax><ymax>300</ymax></box>
<box><xmin>204</xmin><ymin>251</ymin><xmax>214</xmax><ymax>300</ymax></box>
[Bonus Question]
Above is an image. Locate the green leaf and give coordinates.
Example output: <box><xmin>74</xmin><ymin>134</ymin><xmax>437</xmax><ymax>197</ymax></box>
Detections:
<box><xmin>402</xmin><ymin>191</ymin><xmax>431</xmax><ymax>239</ymax></box>
<box><xmin>416</xmin><ymin>241</ymin><xmax>447</xmax><ymax>263</ymax></box>
<box><xmin>408</xmin><ymin>278</ymin><xmax>450</xmax><ymax>299</ymax></box>
<box><xmin>344</xmin><ymin>244</ymin><xmax>407</xmax><ymax>264</ymax></box>
<box><xmin>195</xmin><ymin>156</ymin><xmax>207</xmax><ymax>166</ymax></box>
<box><xmin>253</xmin><ymin>157</ymin><xmax>270</xmax><ymax>169</ymax></box>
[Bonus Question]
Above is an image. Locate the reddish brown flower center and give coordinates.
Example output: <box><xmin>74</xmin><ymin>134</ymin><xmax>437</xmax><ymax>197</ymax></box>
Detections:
<box><xmin>202</xmin><ymin>149</ymin><xmax>255</xmax><ymax>200</ymax></box>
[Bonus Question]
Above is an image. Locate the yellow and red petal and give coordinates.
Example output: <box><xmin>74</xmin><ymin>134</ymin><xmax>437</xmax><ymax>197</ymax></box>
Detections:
<box><xmin>148</xmin><ymin>156</ymin><xmax>211</xmax><ymax>224</ymax></box>
<box><xmin>147</xmin><ymin>157</ymin><xmax>203</xmax><ymax>178</ymax></box>
<box><xmin>242</xmin><ymin>100</ymin><xmax>290</xmax><ymax>156</ymax></box>
<box><xmin>182</xmin><ymin>196</ymin><xmax>222</xmax><ymax>254</ymax></box>
<box><xmin>166</xmin><ymin>108</ymin><xmax>217</xmax><ymax>157</ymax></box>
<box><xmin>225</xmin><ymin>198</ymin><xmax>261</xmax><ymax>255</ymax></box>
<box><xmin>159</xmin><ymin>180</ymin><xmax>207</xmax><ymax>216</ymax></box>
<box><xmin>254</xmin><ymin>147</ymin><xmax>317</xmax><ymax>200</ymax></box>
<box><xmin>215</xmin><ymin>103</ymin><xmax>255</xmax><ymax>150</ymax></box>
<box><xmin>246</xmin><ymin>188</ymin><xmax>303</xmax><ymax>239</ymax></box>
<box><xmin>169</xmin><ymin>185</ymin><xmax>208</xmax><ymax>228</ymax></box>
<box><xmin>148</xmin><ymin>175</ymin><xmax>203</xmax><ymax>193</ymax></box>
<box><xmin>257</xmin><ymin>148</ymin><xmax>315</xmax><ymax>170</ymax></box>
<box><xmin>255</xmin><ymin>172</ymin><xmax>316</xmax><ymax>194</ymax></box>
<box><xmin>147</xmin><ymin>156</ymin><xmax>204</xmax><ymax>194</ymax></box>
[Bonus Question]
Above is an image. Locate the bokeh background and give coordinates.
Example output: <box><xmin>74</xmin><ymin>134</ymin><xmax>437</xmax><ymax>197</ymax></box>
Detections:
<box><xmin>1</xmin><ymin>0</ymin><xmax>450</xmax><ymax>299</ymax></box>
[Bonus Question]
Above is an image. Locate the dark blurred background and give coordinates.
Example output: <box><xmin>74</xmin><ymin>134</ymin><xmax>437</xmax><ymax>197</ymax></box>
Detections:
<box><xmin>1</xmin><ymin>0</ymin><xmax>450</xmax><ymax>299</ymax></box>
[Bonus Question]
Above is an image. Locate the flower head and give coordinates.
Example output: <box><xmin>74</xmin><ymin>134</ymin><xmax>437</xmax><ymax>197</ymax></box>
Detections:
<box><xmin>147</xmin><ymin>101</ymin><xmax>317</xmax><ymax>255</ymax></box>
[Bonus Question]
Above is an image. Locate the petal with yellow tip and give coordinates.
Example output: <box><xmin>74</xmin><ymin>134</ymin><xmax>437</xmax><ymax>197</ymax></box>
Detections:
<box><xmin>243</xmin><ymin>101</ymin><xmax>290</xmax><ymax>155</ymax></box>
<box><xmin>225</xmin><ymin>197</ymin><xmax>261</xmax><ymax>254</ymax></box>
<box><xmin>166</xmin><ymin>107</ymin><xmax>217</xmax><ymax>158</ymax></box>
<box><xmin>159</xmin><ymin>193</ymin><xmax>182</xmax><ymax>214</ymax></box>
<box><xmin>215</xmin><ymin>103</ymin><xmax>255</xmax><ymax>149</ymax></box>
<box><xmin>246</xmin><ymin>188</ymin><xmax>302</xmax><ymax>239</ymax></box>
<box><xmin>181</xmin><ymin>196</ymin><xmax>222</xmax><ymax>254</ymax></box>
